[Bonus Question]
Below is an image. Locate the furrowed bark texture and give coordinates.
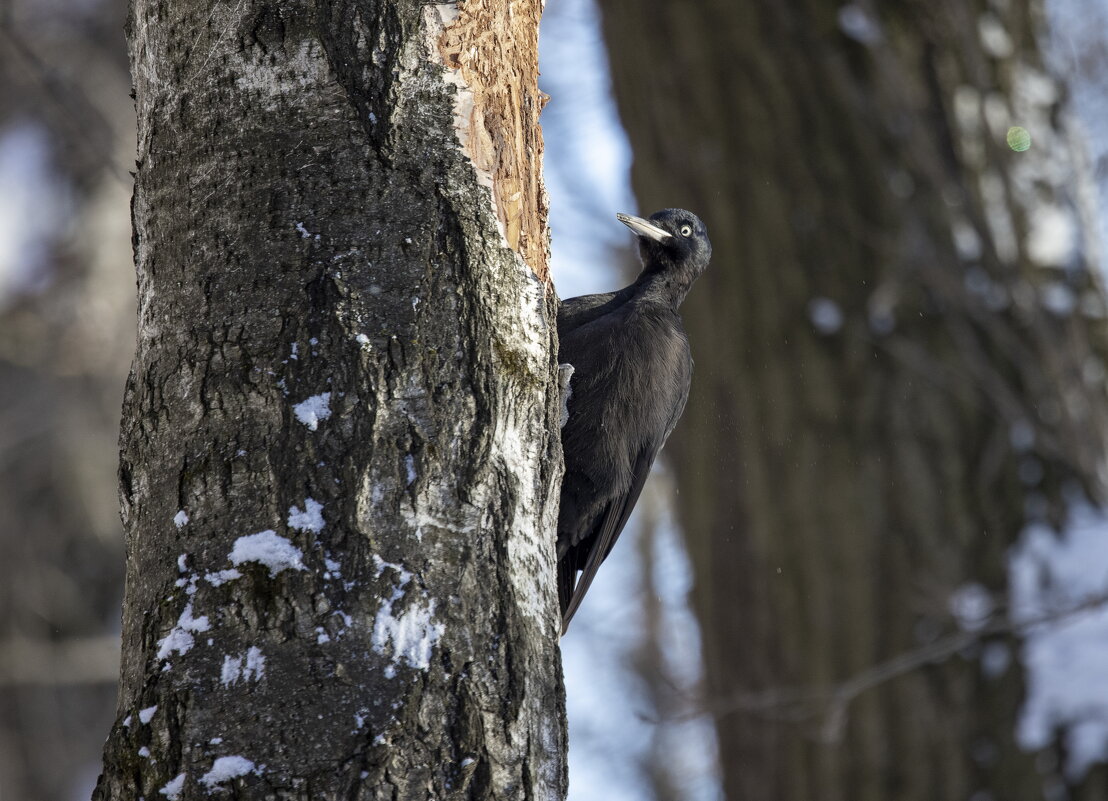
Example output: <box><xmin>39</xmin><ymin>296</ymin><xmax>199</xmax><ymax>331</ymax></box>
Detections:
<box><xmin>598</xmin><ymin>1</ymin><xmax>1108</xmax><ymax>799</ymax></box>
<box><xmin>95</xmin><ymin>1</ymin><xmax>566</xmax><ymax>799</ymax></box>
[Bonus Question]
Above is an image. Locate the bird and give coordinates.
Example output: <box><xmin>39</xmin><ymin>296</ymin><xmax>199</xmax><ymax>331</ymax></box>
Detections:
<box><xmin>556</xmin><ymin>208</ymin><xmax>712</xmax><ymax>634</ymax></box>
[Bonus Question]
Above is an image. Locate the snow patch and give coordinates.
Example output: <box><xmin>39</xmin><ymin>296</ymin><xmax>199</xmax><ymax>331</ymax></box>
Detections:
<box><xmin>293</xmin><ymin>393</ymin><xmax>332</xmax><ymax>431</ymax></box>
<box><xmin>204</xmin><ymin>568</ymin><xmax>242</xmax><ymax>587</ymax></box>
<box><xmin>139</xmin><ymin>705</ymin><xmax>158</xmax><ymax>724</ymax></box>
<box><xmin>159</xmin><ymin>773</ymin><xmax>186</xmax><ymax>800</ymax></box>
<box><xmin>156</xmin><ymin>601</ymin><xmax>211</xmax><ymax>660</ymax></box>
<box><xmin>372</xmin><ymin>561</ymin><xmax>443</xmax><ymax>675</ymax></box>
<box><xmin>174</xmin><ymin>510</ymin><xmax>189</xmax><ymax>528</ymax></box>
<box><xmin>200</xmin><ymin>756</ymin><xmax>258</xmax><ymax>789</ymax></box>
<box><xmin>221</xmin><ymin>646</ymin><xmax>266</xmax><ymax>686</ymax></box>
<box><xmin>229</xmin><ymin>531</ymin><xmax>305</xmax><ymax>577</ymax></box>
<box><xmin>288</xmin><ymin>498</ymin><xmax>325</xmax><ymax>533</ymax></box>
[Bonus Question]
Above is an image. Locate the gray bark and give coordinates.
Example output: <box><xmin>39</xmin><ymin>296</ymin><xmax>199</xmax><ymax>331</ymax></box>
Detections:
<box><xmin>94</xmin><ymin>1</ymin><xmax>566</xmax><ymax>799</ymax></box>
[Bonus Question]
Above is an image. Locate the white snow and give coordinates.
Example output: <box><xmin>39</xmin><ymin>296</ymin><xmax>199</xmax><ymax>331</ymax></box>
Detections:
<box><xmin>200</xmin><ymin>756</ymin><xmax>257</xmax><ymax>789</ymax></box>
<box><xmin>138</xmin><ymin>705</ymin><xmax>158</xmax><ymax>724</ymax></box>
<box><xmin>1010</xmin><ymin>502</ymin><xmax>1108</xmax><ymax>779</ymax></box>
<box><xmin>371</xmin><ymin>562</ymin><xmax>444</xmax><ymax>675</ymax></box>
<box><xmin>221</xmin><ymin>646</ymin><xmax>266</xmax><ymax>686</ymax></box>
<box><xmin>138</xmin><ymin>746</ymin><xmax>151</xmax><ymax>757</ymax></box>
<box><xmin>245</xmin><ymin>645</ymin><xmax>265</xmax><ymax>677</ymax></box>
<box><xmin>155</xmin><ymin>601</ymin><xmax>211</xmax><ymax>660</ymax></box>
<box><xmin>159</xmin><ymin>773</ymin><xmax>186</xmax><ymax>800</ymax></box>
<box><xmin>293</xmin><ymin>393</ymin><xmax>332</xmax><ymax>431</ymax></box>
<box><xmin>204</xmin><ymin>568</ymin><xmax>242</xmax><ymax>587</ymax></box>
<box><xmin>176</xmin><ymin>554</ymin><xmax>188</xmax><ymax>573</ymax></box>
<box><xmin>295</xmin><ymin>222</ymin><xmax>312</xmax><ymax>239</ymax></box>
<box><xmin>287</xmin><ymin>498</ymin><xmax>325</xmax><ymax>533</ymax></box>
<box><xmin>229</xmin><ymin>530</ymin><xmax>306</xmax><ymax>577</ymax></box>
<box><xmin>174</xmin><ymin>510</ymin><xmax>189</xmax><ymax>528</ymax></box>
<box><xmin>156</xmin><ymin>628</ymin><xmax>195</xmax><ymax>660</ymax></box>
<box><xmin>404</xmin><ymin>455</ymin><xmax>417</xmax><ymax>485</ymax></box>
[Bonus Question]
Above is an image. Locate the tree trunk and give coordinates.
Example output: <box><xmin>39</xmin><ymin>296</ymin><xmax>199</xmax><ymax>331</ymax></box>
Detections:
<box><xmin>598</xmin><ymin>1</ymin><xmax>1108</xmax><ymax>799</ymax></box>
<box><xmin>94</xmin><ymin>1</ymin><xmax>566</xmax><ymax>799</ymax></box>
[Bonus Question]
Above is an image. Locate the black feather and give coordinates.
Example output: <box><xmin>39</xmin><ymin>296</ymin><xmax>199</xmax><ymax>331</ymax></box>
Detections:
<box><xmin>556</xmin><ymin>208</ymin><xmax>711</xmax><ymax>633</ymax></box>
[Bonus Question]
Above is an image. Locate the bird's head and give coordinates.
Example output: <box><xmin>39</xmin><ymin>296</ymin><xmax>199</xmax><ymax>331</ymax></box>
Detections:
<box><xmin>617</xmin><ymin>208</ymin><xmax>712</xmax><ymax>288</ymax></box>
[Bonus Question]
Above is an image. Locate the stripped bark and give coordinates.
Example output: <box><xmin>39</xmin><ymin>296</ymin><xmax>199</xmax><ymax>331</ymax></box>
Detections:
<box><xmin>94</xmin><ymin>1</ymin><xmax>566</xmax><ymax>799</ymax></box>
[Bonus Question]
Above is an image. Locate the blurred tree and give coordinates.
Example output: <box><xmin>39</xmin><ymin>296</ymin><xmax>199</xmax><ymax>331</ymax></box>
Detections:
<box><xmin>0</xmin><ymin>2</ymin><xmax>133</xmax><ymax>799</ymax></box>
<box><xmin>93</xmin><ymin>1</ymin><xmax>565</xmax><ymax>799</ymax></box>
<box><xmin>598</xmin><ymin>1</ymin><xmax>1108</xmax><ymax>799</ymax></box>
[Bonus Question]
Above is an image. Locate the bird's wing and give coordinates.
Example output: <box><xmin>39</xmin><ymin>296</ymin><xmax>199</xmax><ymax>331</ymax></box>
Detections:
<box><xmin>559</xmin><ymin>348</ymin><xmax>691</xmax><ymax>633</ymax></box>
<box><xmin>560</xmin><ymin>445</ymin><xmax>656</xmax><ymax>633</ymax></box>
<box><xmin>557</xmin><ymin>289</ymin><xmax>630</xmax><ymax>339</ymax></box>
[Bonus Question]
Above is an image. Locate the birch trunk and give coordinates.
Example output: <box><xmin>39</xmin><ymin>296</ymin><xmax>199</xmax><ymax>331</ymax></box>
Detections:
<box><xmin>94</xmin><ymin>1</ymin><xmax>566</xmax><ymax>799</ymax></box>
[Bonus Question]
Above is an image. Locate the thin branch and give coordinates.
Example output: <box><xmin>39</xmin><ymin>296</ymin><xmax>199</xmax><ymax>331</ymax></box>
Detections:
<box><xmin>657</xmin><ymin>589</ymin><xmax>1108</xmax><ymax>742</ymax></box>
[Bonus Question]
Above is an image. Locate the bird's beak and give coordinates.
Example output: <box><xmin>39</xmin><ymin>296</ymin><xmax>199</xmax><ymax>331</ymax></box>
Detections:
<box><xmin>616</xmin><ymin>212</ymin><xmax>672</xmax><ymax>242</ymax></box>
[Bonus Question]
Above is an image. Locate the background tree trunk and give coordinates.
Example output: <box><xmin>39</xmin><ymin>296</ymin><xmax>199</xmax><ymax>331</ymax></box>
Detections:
<box><xmin>598</xmin><ymin>1</ymin><xmax>1108</xmax><ymax>799</ymax></box>
<box><xmin>94</xmin><ymin>1</ymin><xmax>566</xmax><ymax>799</ymax></box>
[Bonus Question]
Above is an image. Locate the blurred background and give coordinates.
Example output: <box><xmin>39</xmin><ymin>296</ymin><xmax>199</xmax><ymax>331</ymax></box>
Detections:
<box><xmin>4</xmin><ymin>0</ymin><xmax>1108</xmax><ymax>799</ymax></box>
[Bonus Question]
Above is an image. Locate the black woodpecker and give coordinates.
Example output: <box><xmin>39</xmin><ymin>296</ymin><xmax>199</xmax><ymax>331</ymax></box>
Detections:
<box><xmin>556</xmin><ymin>208</ymin><xmax>712</xmax><ymax>634</ymax></box>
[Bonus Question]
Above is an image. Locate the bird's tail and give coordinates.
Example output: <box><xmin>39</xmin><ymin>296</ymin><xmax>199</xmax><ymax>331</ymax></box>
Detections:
<box><xmin>557</xmin><ymin>556</ymin><xmax>578</xmax><ymax>636</ymax></box>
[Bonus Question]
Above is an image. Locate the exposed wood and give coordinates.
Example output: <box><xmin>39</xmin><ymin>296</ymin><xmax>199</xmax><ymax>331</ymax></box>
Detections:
<box><xmin>436</xmin><ymin>0</ymin><xmax>550</xmax><ymax>279</ymax></box>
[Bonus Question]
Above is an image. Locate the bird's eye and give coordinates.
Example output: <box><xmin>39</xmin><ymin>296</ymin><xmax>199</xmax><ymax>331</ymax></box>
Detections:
<box><xmin>680</xmin><ymin>225</ymin><xmax>693</xmax><ymax>237</ymax></box>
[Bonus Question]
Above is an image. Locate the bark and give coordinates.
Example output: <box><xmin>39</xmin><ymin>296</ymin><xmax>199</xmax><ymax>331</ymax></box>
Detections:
<box><xmin>598</xmin><ymin>1</ymin><xmax>1108</xmax><ymax>800</ymax></box>
<box><xmin>94</xmin><ymin>1</ymin><xmax>566</xmax><ymax>800</ymax></box>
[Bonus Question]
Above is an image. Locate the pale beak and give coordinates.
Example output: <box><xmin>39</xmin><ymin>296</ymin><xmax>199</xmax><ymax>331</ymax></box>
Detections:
<box><xmin>616</xmin><ymin>212</ymin><xmax>672</xmax><ymax>242</ymax></box>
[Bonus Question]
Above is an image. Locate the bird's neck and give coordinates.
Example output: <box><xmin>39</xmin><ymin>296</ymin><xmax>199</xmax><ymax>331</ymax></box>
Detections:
<box><xmin>632</xmin><ymin>264</ymin><xmax>695</xmax><ymax>308</ymax></box>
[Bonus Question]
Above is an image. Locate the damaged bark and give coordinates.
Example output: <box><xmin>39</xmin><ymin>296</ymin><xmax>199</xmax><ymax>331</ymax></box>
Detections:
<box><xmin>94</xmin><ymin>1</ymin><xmax>566</xmax><ymax>799</ymax></box>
